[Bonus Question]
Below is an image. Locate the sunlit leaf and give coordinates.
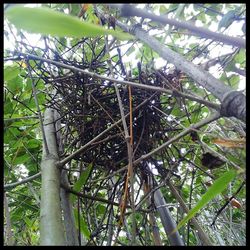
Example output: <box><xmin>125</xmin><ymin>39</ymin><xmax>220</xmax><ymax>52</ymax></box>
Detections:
<box><xmin>4</xmin><ymin>65</ymin><xmax>20</xmax><ymax>82</ymax></box>
<box><xmin>7</xmin><ymin>76</ymin><xmax>23</xmax><ymax>94</ymax></box>
<box><xmin>5</xmin><ymin>6</ymin><xmax>134</xmax><ymax>40</ymax></box>
<box><xmin>174</xmin><ymin>4</ymin><xmax>185</xmax><ymax>19</ymax></box>
<box><xmin>20</xmin><ymin>60</ymin><xmax>28</xmax><ymax>68</ymax></box>
<box><xmin>234</xmin><ymin>49</ymin><xmax>246</xmax><ymax>64</ymax></box>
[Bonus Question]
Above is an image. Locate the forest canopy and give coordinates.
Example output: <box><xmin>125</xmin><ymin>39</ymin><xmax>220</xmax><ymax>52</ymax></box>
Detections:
<box><xmin>4</xmin><ymin>3</ymin><xmax>245</xmax><ymax>246</ymax></box>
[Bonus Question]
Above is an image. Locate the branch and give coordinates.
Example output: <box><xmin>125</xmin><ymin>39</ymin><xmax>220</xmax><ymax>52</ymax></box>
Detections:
<box><xmin>4</xmin><ymin>193</ymin><xmax>15</xmax><ymax>245</ymax></box>
<box><xmin>26</xmin><ymin>61</ymin><xmax>49</xmax><ymax>155</ymax></box>
<box><xmin>112</xmin><ymin>4</ymin><xmax>245</xmax><ymax>48</ymax></box>
<box><xmin>134</xmin><ymin>112</ymin><xmax>221</xmax><ymax>166</ymax></box>
<box><xmin>104</xmin><ymin>36</ymin><xmax>137</xmax><ymax>245</ymax></box>
<box><xmin>60</xmin><ymin>183</ymin><xmax>149</xmax><ymax>213</ymax></box>
<box><xmin>4</xmin><ymin>172</ymin><xmax>41</xmax><ymax>191</ymax></box>
<box><xmin>4</xmin><ymin>115</ymin><xmax>40</xmax><ymax>122</ymax></box>
<box><xmin>61</xmin><ymin>183</ymin><xmax>121</xmax><ymax>207</ymax></box>
<box><xmin>40</xmin><ymin>108</ymin><xmax>66</xmax><ymax>245</ymax></box>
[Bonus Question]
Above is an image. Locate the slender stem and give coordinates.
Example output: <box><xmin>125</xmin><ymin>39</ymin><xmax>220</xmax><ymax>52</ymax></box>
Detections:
<box><xmin>133</xmin><ymin>112</ymin><xmax>221</xmax><ymax>166</ymax></box>
<box><xmin>90</xmin><ymin>94</ymin><xmax>124</xmax><ymax>134</ymax></box>
<box><xmin>61</xmin><ymin>183</ymin><xmax>149</xmax><ymax>212</ymax></box>
<box><xmin>26</xmin><ymin>60</ymin><xmax>49</xmax><ymax>155</ymax></box>
<box><xmin>4</xmin><ymin>193</ymin><xmax>15</xmax><ymax>245</ymax></box>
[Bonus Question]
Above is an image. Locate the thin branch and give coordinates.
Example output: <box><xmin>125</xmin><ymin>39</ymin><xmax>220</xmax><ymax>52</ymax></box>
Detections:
<box><xmin>4</xmin><ymin>115</ymin><xmax>40</xmax><ymax>122</ymax></box>
<box><xmin>4</xmin><ymin>172</ymin><xmax>41</xmax><ymax>191</ymax></box>
<box><xmin>26</xmin><ymin>60</ymin><xmax>49</xmax><ymax>155</ymax></box>
<box><xmin>4</xmin><ymin>86</ymin><xmax>37</xmax><ymax>114</ymax></box>
<box><xmin>90</xmin><ymin>94</ymin><xmax>124</xmax><ymax>135</ymax></box>
<box><xmin>134</xmin><ymin>112</ymin><xmax>221</xmax><ymax>166</ymax></box>
<box><xmin>135</xmin><ymin>182</ymin><xmax>165</xmax><ymax>211</ymax></box>
<box><xmin>60</xmin><ymin>183</ymin><xmax>149</xmax><ymax>213</ymax></box>
<box><xmin>4</xmin><ymin>193</ymin><xmax>15</xmax><ymax>246</ymax></box>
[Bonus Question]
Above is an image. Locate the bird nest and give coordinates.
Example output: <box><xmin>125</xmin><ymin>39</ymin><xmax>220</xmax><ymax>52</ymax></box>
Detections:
<box><xmin>40</xmin><ymin>60</ymin><xmax>182</xmax><ymax>177</ymax></box>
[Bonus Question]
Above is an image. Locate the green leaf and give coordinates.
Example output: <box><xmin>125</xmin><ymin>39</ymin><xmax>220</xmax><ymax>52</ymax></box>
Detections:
<box><xmin>174</xmin><ymin>4</ymin><xmax>185</xmax><ymax>19</ymax></box>
<box><xmin>173</xmin><ymin>169</ymin><xmax>237</xmax><ymax>233</ymax></box>
<box><xmin>4</xmin><ymin>65</ymin><xmax>20</xmax><ymax>82</ymax></box>
<box><xmin>159</xmin><ymin>5</ymin><xmax>167</xmax><ymax>15</ymax></box>
<box><xmin>26</xmin><ymin>139</ymin><xmax>41</xmax><ymax>149</ymax></box>
<box><xmin>5</xmin><ymin>6</ymin><xmax>134</xmax><ymax>40</ymax></box>
<box><xmin>4</xmin><ymin>97</ymin><xmax>14</xmax><ymax>114</ymax></box>
<box><xmin>13</xmin><ymin>153</ymin><xmax>30</xmax><ymax>165</ymax></box>
<box><xmin>24</xmin><ymin>217</ymin><xmax>33</xmax><ymax>227</ymax></box>
<box><xmin>229</xmin><ymin>74</ymin><xmax>240</xmax><ymax>89</ymax></box>
<box><xmin>6</xmin><ymin>75</ymin><xmax>24</xmax><ymax>94</ymax></box>
<box><xmin>234</xmin><ymin>49</ymin><xmax>245</xmax><ymax>64</ymax></box>
<box><xmin>218</xmin><ymin>10</ymin><xmax>235</xmax><ymax>30</ymax></box>
<box><xmin>197</xmin><ymin>12</ymin><xmax>206</xmax><ymax>23</ymax></box>
<box><xmin>12</xmin><ymin>139</ymin><xmax>23</xmax><ymax>149</ymax></box>
<box><xmin>73</xmin><ymin>208</ymin><xmax>90</xmax><ymax>239</ymax></box>
<box><xmin>69</xmin><ymin>4</ymin><xmax>80</xmax><ymax>17</ymax></box>
<box><xmin>96</xmin><ymin>204</ymin><xmax>106</xmax><ymax>215</ymax></box>
<box><xmin>71</xmin><ymin>163</ymin><xmax>93</xmax><ymax>203</ymax></box>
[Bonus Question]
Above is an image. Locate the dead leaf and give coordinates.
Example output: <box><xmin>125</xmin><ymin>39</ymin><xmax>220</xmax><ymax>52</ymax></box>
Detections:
<box><xmin>230</xmin><ymin>198</ymin><xmax>242</xmax><ymax>209</ymax></box>
<box><xmin>212</xmin><ymin>138</ymin><xmax>245</xmax><ymax>149</ymax></box>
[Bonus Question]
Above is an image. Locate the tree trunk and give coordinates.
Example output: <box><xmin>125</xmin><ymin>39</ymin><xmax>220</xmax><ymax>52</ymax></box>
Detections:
<box><xmin>40</xmin><ymin>108</ymin><xmax>65</xmax><ymax>245</ymax></box>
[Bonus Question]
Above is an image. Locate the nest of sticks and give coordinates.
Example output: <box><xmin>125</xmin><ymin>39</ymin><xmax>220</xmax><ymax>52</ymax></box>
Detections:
<box><xmin>43</xmin><ymin>61</ymin><xmax>182</xmax><ymax>176</ymax></box>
